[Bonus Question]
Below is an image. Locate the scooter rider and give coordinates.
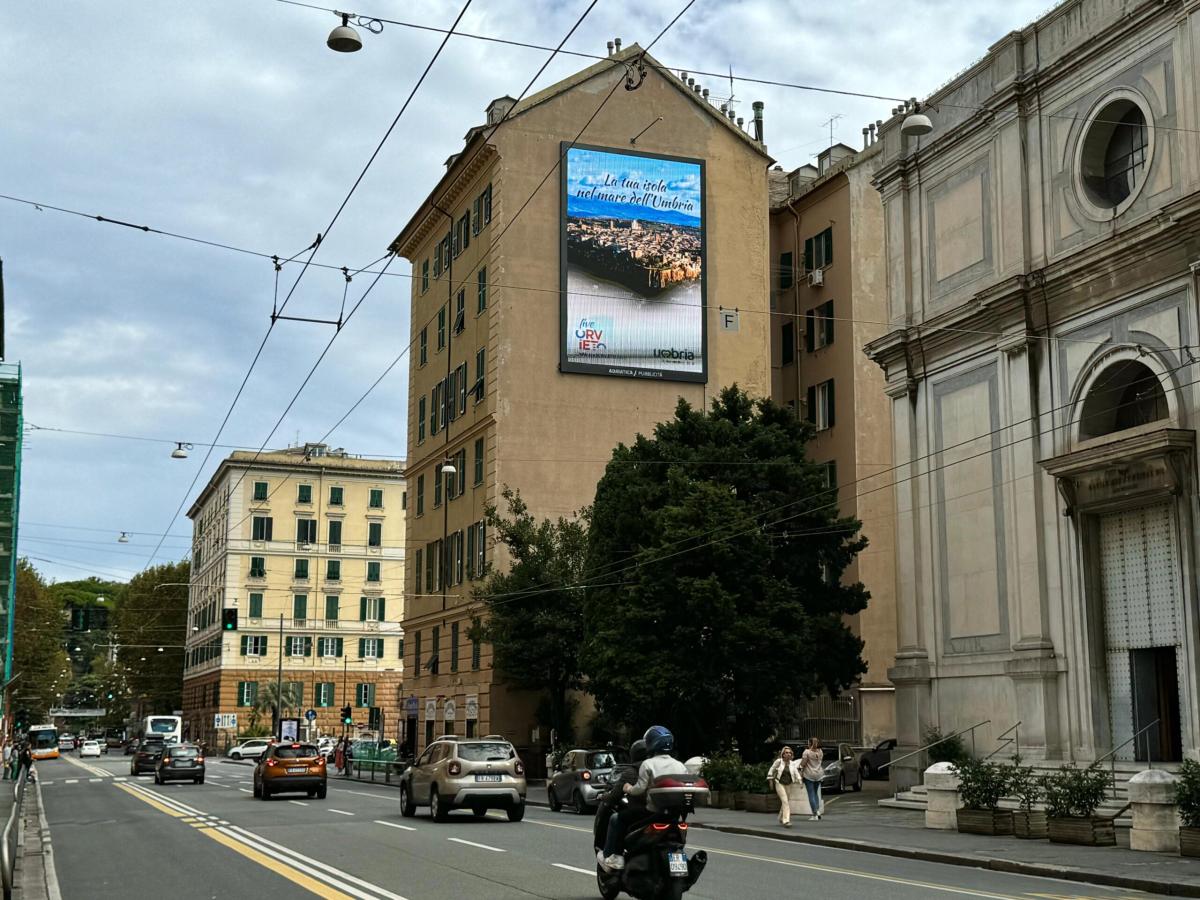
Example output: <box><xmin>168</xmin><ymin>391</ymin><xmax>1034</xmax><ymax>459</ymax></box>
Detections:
<box><xmin>598</xmin><ymin>725</ymin><xmax>687</xmax><ymax>871</ymax></box>
<box><xmin>595</xmin><ymin>739</ymin><xmax>647</xmax><ymax>855</ymax></box>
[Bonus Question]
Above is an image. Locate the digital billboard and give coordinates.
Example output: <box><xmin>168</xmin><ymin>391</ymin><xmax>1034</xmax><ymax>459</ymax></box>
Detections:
<box><xmin>560</xmin><ymin>144</ymin><xmax>706</xmax><ymax>382</ymax></box>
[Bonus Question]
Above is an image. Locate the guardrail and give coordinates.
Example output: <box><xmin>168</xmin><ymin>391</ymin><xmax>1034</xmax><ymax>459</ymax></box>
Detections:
<box><xmin>2</xmin><ymin>769</ymin><xmax>28</xmax><ymax>900</ymax></box>
<box><xmin>346</xmin><ymin>759</ymin><xmax>409</xmax><ymax>785</ymax></box>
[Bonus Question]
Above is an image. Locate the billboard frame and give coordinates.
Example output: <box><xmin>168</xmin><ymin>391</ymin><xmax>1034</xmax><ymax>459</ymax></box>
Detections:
<box><xmin>558</xmin><ymin>141</ymin><xmax>708</xmax><ymax>384</ymax></box>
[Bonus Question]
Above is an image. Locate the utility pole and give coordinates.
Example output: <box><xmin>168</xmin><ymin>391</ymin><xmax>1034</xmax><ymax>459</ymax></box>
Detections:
<box><xmin>342</xmin><ymin>655</ymin><xmax>348</xmax><ymax>741</ymax></box>
<box><xmin>274</xmin><ymin>613</ymin><xmax>284</xmax><ymax>739</ymax></box>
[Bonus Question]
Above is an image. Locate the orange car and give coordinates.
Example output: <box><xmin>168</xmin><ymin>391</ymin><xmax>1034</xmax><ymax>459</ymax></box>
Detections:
<box><xmin>253</xmin><ymin>742</ymin><xmax>327</xmax><ymax>800</ymax></box>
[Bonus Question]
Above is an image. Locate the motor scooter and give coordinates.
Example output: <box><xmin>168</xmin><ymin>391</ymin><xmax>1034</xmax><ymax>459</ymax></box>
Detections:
<box><xmin>592</xmin><ymin>774</ymin><xmax>709</xmax><ymax>900</ymax></box>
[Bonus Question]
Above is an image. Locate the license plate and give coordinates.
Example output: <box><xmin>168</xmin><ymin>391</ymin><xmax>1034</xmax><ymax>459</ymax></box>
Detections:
<box><xmin>668</xmin><ymin>852</ymin><xmax>688</xmax><ymax>876</ymax></box>
<box><xmin>287</xmin><ymin>767</ymin><xmax>307</xmax><ymax>774</ymax></box>
<box><xmin>475</xmin><ymin>774</ymin><xmax>502</xmax><ymax>782</ymax></box>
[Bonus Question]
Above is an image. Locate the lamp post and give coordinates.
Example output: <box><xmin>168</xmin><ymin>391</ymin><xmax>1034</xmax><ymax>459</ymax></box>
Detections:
<box><xmin>275</xmin><ymin>613</ymin><xmax>284</xmax><ymax>739</ymax></box>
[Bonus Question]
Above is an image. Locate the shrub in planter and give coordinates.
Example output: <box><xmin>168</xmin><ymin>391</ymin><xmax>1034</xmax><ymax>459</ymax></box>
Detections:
<box><xmin>923</xmin><ymin>727</ymin><xmax>969</xmax><ymax>768</ymax></box>
<box><xmin>1175</xmin><ymin>758</ymin><xmax>1200</xmax><ymax>857</ymax></box>
<box><xmin>1043</xmin><ymin>764</ymin><xmax>1115</xmax><ymax>846</ymax></box>
<box><xmin>744</xmin><ymin>762</ymin><xmax>780</xmax><ymax>813</ymax></box>
<box><xmin>955</xmin><ymin>758</ymin><xmax>1013</xmax><ymax>835</ymax></box>
<box><xmin>1007</xmin><ymin>760</ymin><xmax>1047</xmax><ymax>839</ymax></box>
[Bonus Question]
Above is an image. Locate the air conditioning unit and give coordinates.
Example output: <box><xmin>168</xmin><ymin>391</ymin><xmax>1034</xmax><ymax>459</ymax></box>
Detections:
<box><xmin>808</xmin><ymin>269</ymin><xmax>824</xmax><ymax>287</ymax></box>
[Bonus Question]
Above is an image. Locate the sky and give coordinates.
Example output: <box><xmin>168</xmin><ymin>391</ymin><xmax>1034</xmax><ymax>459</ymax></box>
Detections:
<box><xmin>1</xmin><ymin>0</ymin><xmax>1055</xmax><ymax>584</ymax></box>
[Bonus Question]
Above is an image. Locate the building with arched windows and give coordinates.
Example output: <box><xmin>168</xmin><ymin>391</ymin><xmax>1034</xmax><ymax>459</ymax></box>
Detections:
<box><xmin>864</xmin><ymin>0</ymin><xmax>1200</xmax><ymax>787</ymax></box>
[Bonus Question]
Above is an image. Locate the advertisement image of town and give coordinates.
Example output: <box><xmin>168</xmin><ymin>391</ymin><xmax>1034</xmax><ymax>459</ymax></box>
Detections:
<box><xmin>561</xmin><ymin>145</ymin><xmax>706</xmax><ymax>381</ymax></box>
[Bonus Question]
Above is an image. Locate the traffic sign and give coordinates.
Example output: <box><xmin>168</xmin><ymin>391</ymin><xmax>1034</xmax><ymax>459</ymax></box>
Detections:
<box><xmin>213</xmin><ymin>713</ymin><xmax>237</xmax><ymax>730</ymax></box>
<box><xmin>305</xmin><ymin>709</ymin><xmax>317</xmax><ymax>722</ymax></box>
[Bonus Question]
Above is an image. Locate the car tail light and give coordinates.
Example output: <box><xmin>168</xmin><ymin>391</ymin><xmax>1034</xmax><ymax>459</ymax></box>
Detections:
<box><xmin>515</xmin><ymin>760</ymin><xmax>525</xmax><ymax>776</ymax></box>
<box><xmin>651</xmin><ymin>823</ymin><xmax>670</xmax><ymax>831</ymax></box>
<box><xmin>679</xmin><ymin>823</ymin><xmax>688</xmax><ymax>830</ymax></box>
<box><xmin>448</xmin><ymin>760</ymin><xmax>462</xmax><ymax>776</ymax></box>
<box><xmin>581</xmin><ymin>770</ymin><xmax>591</xmax><ymax>781</ymax></box>
<box><xmin>195</xmin><ymin>757</ymin><xmax>205</xmax><ymax>764</ymax></box>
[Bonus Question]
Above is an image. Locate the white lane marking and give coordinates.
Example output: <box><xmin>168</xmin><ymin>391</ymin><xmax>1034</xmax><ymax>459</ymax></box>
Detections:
<box><xmin>328</xmin><ymin>808</ymin><xmax>355</xmax><ymax>816</ymax></box>
<box><xmin>289</xmin><ymin>800</ymin><xmax>309</xmax><ymax>807</ymax></box>
<box><xmin>64</xmin><ymin>779</ymin><xmax>78</xmax><ymax>784</ymax></box>
<box><xmin>333</xmin><ymin>789</ymin><xmax>396</xmax><ymax>799</ymax></box>
<box><xmin>89</xmin><ymin>778</ymin><xmax>102</xmax><ymax>783</ymax></box>
<box><xmin>374</xmin><ymin>820</ymin><xmax>416</xmax><ymax>832</ymax></box>
<box><xmin>41</xmin><ymin>781</ymin><xmax>54</xmax><ymax>786</ymax></box>
<box><xmin>448</xmin><ymin>837</ymin><xmax>505</xmax><ymax>853</ymax></box>
<box><xmin>553</xmin><ymin>863</ymin><xmax>593</xmax><ymax>875</ymax></box>
<box><xmin>225</xmin><ymin>825</ymin><xmax>410</xmax><ymax>900</ymax></box>
<box><xmin>239</xmin><ymin>788</ymin><xmax>252</xmax><ymax>794</ymax></box>
<box><xmin>113</xmin><ymin>777</ymin><xmax>127</xmax><ymax>782</ymax></box>
<box><xmin>238</xmin><ymin>781</ymin><xmax>252</xmax><ymax>785</ymax></box>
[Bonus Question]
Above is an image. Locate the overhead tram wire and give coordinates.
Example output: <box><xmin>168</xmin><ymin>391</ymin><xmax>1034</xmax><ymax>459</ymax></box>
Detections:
<box><xmin>464</xmin><ymin>357</ymin><xmax>1200</xmax><ymax>613</ymax></box>
<box><xmin>141</xmin><ymin>1</ymin><xmax>474</xmax><ymax>570</ymax></box>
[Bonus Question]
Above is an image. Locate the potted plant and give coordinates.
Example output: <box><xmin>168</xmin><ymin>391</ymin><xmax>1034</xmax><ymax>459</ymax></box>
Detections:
<box><xmin>700</xmin><ymin>752</ymin><xmax>739</xmax><ymax>809</ymax></box>
<box><xmin>1007</xmin><ymin>760</ymin><xmax>1047</xmax><ymax>839</ymax></box>
<box><xmin>744</xmin><ymin>762</ymin><xmax>781</xmax><ymax>813</ymax></box>
<box><xmin>1175</xmin><ymin>759</ymin><xmax>1200</xmax><ymax>857</ymax></box>
<box><xmin>1043</xmin><ymin>764</ymin><xmax>1114</xmax><ymax>846</ymax></box>
<box><xmin>732</xmin><ymin>762</ymin><xmax>757</xmax><ymax>810</ymax></box>
<box><xmin>955</xmin><ymin>758</ymin><xmax>1013</xmax><ymax>835</ymax></box>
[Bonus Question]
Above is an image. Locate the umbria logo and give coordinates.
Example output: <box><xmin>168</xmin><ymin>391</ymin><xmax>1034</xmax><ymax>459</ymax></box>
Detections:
<box><xmin>653</xmin><ymin>347</ymin><xmax>697</xmax><ymax>361</ymax></box>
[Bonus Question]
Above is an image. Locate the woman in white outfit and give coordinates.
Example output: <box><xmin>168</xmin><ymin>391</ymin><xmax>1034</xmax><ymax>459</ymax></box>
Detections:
<box><xmin>766</xmin><ymin>746</ymin><xmax>800</xmax><ymax>827</ymax></box>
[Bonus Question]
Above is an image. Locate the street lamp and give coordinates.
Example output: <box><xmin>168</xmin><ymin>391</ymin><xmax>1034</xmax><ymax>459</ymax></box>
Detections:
<box><xmin>327</xmin><ymin>12</ymin><xmax>363</xmax><ymax>52</ymax></box>
<box><xmin>901</xmin><ymin>99</ymin><xmax>933</xmax><ymax>137</ymax></box>
<box><xmin>440</xmin><ymin>459</ymin><xmax>457</xmax><ymax>476</ymax></box>
<box><xmin>171</xmin><ymin>442</ymin><xmax>193</xmax><ymax>459</ymax></box>
<box><xmin>117</xmin><ymin>532</ymin><xmax>130</xmax><ymax>543</ymax></box>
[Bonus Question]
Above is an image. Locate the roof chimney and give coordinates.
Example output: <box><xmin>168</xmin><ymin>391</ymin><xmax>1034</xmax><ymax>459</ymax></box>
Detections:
<box><xmin>614</xmin><ymin>37</ymin><xmax>622</xmax><ymax>52</ymax></box>
<box><xmin>736</xmin><ymin>117</ymin><xmax>744</xmax><ymax>130</ymax></box>
<box><xmin>752</xmin><ymin>100</ymin><xmax>764</xmax><ymax>142</ymax></box>
<box><xmin>607</xmin><ymin>40</ymin><xmax>614</xmax><ymax>56</ymax></box>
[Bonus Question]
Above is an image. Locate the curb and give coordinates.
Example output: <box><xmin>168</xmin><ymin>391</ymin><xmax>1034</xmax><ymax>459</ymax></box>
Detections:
<box><xmin>691</xmin><ymin>822</ymin><xmax>1200</xmax><ymax>898</ymax></box>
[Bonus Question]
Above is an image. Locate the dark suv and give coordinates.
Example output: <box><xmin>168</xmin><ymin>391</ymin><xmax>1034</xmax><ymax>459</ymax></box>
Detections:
<box><xmin>155</xmin><ymin>743</ymin><xmax>205</xmax><ymax>785</ymax></box>
<box><xmin>130</xmin><ymin>738</ymin><xmax>166</xmax><ymax>775</ymax></box>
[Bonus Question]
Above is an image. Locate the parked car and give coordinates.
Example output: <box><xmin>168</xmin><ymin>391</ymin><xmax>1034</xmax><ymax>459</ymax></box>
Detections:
<box><xmin>317</xmin><ymin>737</ymin><xmax>336</xmax><ymax>759</ymax></box>
<box><xmin>130</xmin><ymin>738</ymin><xmax>166</xmax><ymax>775</ymax></box>
<box><xmin>819</xmin><ymin>742</ymin><xmax>863</xmax><ymax>793</ymax></box>
<box><xmin>228</xmin><ymin>738</ymin><xmax>271</xmax><ymax>761</ymax></box>
<box><xmin>253</xmin><ymin>742</ymin><xmax>326</xmax><ymax>800</ymax></box>
<box><xmin>80</xmin><ymin>740</ymin><xmax>102</xmax><ymax>758</ymax></box>
<box><xmin>155</xmin><ymin>743</ymin><xmax>206</xmax><ymax>785</ymax></box>
<box><xmin>548</xmin><ymin>747</ymin><xmax>629</xmax><ymax>814</ymax></box>
<box><xmin>399</xmin><ymin>737</ymin><xmax>526</xmax><ymax>822</ymax></box>
<box><xmin>859</xmin><ymin>738</ymin><xmax>896</xmax><ymax>780</ymax></box>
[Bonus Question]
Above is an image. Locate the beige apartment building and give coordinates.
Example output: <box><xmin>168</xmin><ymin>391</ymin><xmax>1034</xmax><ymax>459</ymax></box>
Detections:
<box><xmin>180</xmin><ymin>444</ymin><xmax>406</xmax><ymax>749</ymax></box>
<box><xmin>769</xmin><ymin>142</ymin><xmax>897</xmax><ymax>745</ymax></box>
<box><xmin>391</xmin><ymin>43</ymin><xmax>773</xmax><ymax>759</ymax></box>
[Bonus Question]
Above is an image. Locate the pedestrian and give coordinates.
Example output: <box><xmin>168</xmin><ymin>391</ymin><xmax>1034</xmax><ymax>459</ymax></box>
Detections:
<box><xmin>18</xmin><ymin>743</ymin><xmax>32</xmax><ymax>780</ymax></box>
<box><xmin>2</xmin><ymin>742</ymin><xmax>11</xmax><ymax>781</ymax></box>
<box><xmin>343</xmin><ymin>738</ymin><xmax>354</xmax><ymax>776</ymax></box>
<box><xmin>767</xmin><ymin>745</ymin><xmax>800</xmax><ymax>827</ymax></box>
<box><xmin>800</xmin><ymin>737</ymin><xmax>824</xmax><ymax>821</ymax></box>
<box><xmin>334</xmin><ymin>738</ymin><xmax>345</xmax><ymax>775</ymax></box>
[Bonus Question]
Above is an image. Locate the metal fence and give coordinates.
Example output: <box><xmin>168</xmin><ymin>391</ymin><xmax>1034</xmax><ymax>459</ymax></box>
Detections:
<box><xmin>779</xmin><ymin>694</ymin><xmax>861</xmax><ymax>745</ymax></box>
<box><xmin>2</xmin><ymin>769</ymin><xmax>27</xmax><ymax>900</ymax></box>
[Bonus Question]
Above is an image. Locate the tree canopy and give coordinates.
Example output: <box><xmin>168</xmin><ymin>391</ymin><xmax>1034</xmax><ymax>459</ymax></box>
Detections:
<box><xmin>113</xmin><ymin>560</ymin><xmax>190</xmax><ymax>715</ymax></box>
<box><xmin>11</xmin><ymin>560</ymin><xmax>70</xmax><ymax>724</ymax></box>
<box><xmin>470</xmin><ymin>488</ymin><xmax>589</xmax><ymax>745</ymax></box>
<box><xmin>581</xmin><ymin>386</ymin><xmax>869</xmax><ymax>758</ymax></box>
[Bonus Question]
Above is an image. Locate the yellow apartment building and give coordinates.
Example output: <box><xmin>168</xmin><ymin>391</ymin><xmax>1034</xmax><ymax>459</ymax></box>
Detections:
<box><xmin>390</xmin><ymin>43</ymin><xmax>773</xmax><ymax>761</ymax></box>
<box><xmin>180</xmin><ymin>444</ymin><xmax>406</xmax><ymax>749</ymax></box>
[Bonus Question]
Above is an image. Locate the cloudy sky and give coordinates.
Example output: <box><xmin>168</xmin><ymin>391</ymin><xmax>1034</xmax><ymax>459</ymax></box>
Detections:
<box><xmin>2</xmin><ymin>0</ymin><xmax>1051</xmax><ymax>584</ymax></box>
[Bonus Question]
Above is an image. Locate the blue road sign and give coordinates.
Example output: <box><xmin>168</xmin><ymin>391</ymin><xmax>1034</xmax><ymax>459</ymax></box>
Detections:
<box><xmin>305</xmin><ymin>708</ymin><xmax>317</xmax><ymax>722</ymax></box>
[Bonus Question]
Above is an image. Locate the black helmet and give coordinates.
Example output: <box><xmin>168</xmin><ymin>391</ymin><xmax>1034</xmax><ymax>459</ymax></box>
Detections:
<box><xmin>643</xmin><ymin>725</ymin><xmax>674</xmax><ymax>755</ymax></box>
<box><xmin>629</xmin><ymin>739</ymin><xmax>648</xmax><ymax>764</ymax></box>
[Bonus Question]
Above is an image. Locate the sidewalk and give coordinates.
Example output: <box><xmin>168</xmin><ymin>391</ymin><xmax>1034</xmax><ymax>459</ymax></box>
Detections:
<box><xmin>13</xmin><ymin>780</ymin><xmax>60</xmax><ymax>900</ymax></box>
<box><xmin>524</xmin><ymin>783</ymin><xmax>1200</xmax><ymax>897</ymax></box>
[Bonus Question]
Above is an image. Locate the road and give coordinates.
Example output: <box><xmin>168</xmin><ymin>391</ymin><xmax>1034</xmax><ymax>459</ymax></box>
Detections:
<box><xmin>35</xmin><ymin>752</ymin><xmax>1171</xmax><ymax>900</ymax></box>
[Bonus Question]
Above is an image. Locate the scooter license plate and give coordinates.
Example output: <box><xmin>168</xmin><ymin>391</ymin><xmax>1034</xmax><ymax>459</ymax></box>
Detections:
<box><xmin>668</xmin><ymin>852</ymin><xmax>688</xmax><ymax>876</ymax></box>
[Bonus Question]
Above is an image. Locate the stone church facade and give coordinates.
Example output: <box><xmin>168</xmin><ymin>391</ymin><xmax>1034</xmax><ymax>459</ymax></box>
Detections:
<box><xmin>866</xmin><ymin>0</ymin><xmax>1200</xmax><ymax>786</ymax></box>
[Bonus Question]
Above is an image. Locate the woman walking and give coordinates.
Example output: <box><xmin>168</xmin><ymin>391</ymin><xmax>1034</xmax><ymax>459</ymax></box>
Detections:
<box><xmin>800</xmin><ymin>737</ymin><xmax>824</xmax><ymax>821</ymax></box>
<box><xmin>766</xmin><ymin>746</ymin><xmax>800</xmax><ymax>827</ymax></box>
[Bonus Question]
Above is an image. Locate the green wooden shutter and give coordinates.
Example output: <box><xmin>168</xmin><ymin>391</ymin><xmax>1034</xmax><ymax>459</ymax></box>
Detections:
<box><xmin>804</xmin><ymin>237</ymin><xmax>814</xmax><ymax>272</ymax></box>
<box><xmin>368</xmin><ymin>684</ymin><xmax>376</xmax><ymax>707</ymax></box>
<box><xmin>377</xmin><ymin>598</ymin><xmax>386</xmax><ymax>622</ymax></box>
<box><xmin>827</xmin><ymin>380</ymin><xmax>836</xmax><ymax>427</ymax></box>
<box><xmin>335</xmin><ymin>637</ymin><xmax>344</xmax><ymax>658</ymax></box>
<box><xmin>358</xmin><ymin>638</ymin><xmax>366</xmax><ymax>659</ymax></box>
<box><xmin>824</xmin><ymin>300</ymin><xmax>835</xmax><ymax>346</ymax></box>
<box><xmin>304</xmin><ymin>636</ymin><xmax>313</xmax><ymax>656</ymax></box>
<box><xmin>240</xmin><ymin>635</ymin><xmax>249</xmax><ymax>656</ymax></box>
<box><xmin>806</xmin><ymin>386</ymin><xmax>816</xmax><ymax>424</ymax></box>
<box><xmin>805</xmin><ymin>310</ymin><xmax>815</xmax><ymax>352</ymax></box>
<box><xmin>824</xmin><ymin>226</ymin><xmax>833</xmax><ymax>265</ymax></box>
<box><xmin>359</xmin><ymin>597</ymin><xmax>367</xmax><ymax>621</ymax></box>
<box><xmin>261</xmin><ymin>636</ymin><xmax>269</xmax><ymax>655</ymax></box>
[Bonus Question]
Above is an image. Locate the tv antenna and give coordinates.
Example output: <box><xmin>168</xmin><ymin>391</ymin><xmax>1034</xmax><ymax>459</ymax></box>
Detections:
<box><xmin>821</xmin><ymin>114</ymin><xmax>844</xmax><ymax>147</ymax></box>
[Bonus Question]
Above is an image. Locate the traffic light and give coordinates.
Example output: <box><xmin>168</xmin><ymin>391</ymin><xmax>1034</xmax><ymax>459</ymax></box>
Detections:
<box><xmin>221</xmin><ymin>608</ymin><xmax>238</xmax><ymax>631</ymax></box>
<box><xmin>341</xmin><ymin>705</ymin><xmax>353</xmax><ymax>726</ymax></box>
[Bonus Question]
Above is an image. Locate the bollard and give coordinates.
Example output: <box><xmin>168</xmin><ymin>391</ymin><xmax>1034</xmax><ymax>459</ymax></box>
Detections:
<box><xmin>1128</xmin><ymin>769</ymin><xmax>1179</xmax><ymax>852</ymax></box>
<box><xmin>924</xmin><ymin>762</ymin><xmax>961</xmax><ymax>830</ymax></box>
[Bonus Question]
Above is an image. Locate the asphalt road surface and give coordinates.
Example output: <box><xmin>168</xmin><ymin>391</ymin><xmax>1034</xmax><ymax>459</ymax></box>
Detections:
<box><xmin>36</xmin><ymin>752</ymin><xmax>1172</xmax><ymax>899</ymax></box>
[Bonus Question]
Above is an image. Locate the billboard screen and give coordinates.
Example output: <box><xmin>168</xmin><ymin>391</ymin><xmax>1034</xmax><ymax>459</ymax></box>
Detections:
<box><xmin>560</xmin><ymin>144</ymin><xmax>706</xmax><ymax>382</ymax></box>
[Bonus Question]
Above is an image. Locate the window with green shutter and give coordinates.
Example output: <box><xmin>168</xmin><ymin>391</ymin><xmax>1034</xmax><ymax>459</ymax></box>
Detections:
<box><xmin>369</xmin><ymin>488</ymin><xmax>383</xmax><ymax>509</ymax></box>
<box><xmin>471</xmin><ymin>617</ymin><xmax>481</xmax><ymax>670</ymax></box>
<box><xmin>296</xmin><ymin>519</ymin><xmax>317</xmax><ymax>544</ymax></box>
<box><xmin>451</xmin><ymin>621</ymin><xmax>459</xmax><ymax>672</ymax></box>
<box><xmin>477</xmin><ymin>266</ymin><xmax>487</xmax><ymax>313</ymax></box>
<box><xmin>359</xmin><ymin>597</ymin><xmax>368</xmax><ymax>621</ymax></box>
<box><xmin>316</xmin><ymin>682</ymin><xmax>335</xmax><ymax>707</ymax></box>
<box><xmin>294</xmin><ymin>558</ymin><xmax>309</xmax><ymax>579</ymax></box>
<box><xmin>368</xmin><ymin>522</ymin><xmax>382</xmax><ymax>547</ymax></box>
<box><xmin>252</xmin><ymin>516</ymin><xmax>273</xmax><ymax>541</ymax></box>
<box><xmin>326</xmin><ymin>560</ymin><xmax>340</xmax><ymax>581</ymax></box>
<box><xmin>253</xmin><ymin>481</ymin><xmax>269</xmax><ymax>501</ymax></box>
<box><xmin>288</xmin><ymin>681</ymin><xmax>304</xmax><ymax>707</ymax></box>
<box><xmin>293</xmin><ymin>594</ymin><xmax>307</xmax><ymax>621</ymax></box>
<box><xmin>474</xmin><ymin>437</ymin><xmax>484</xmax><ymax>486</ymax></box>
<box><xmin>237</xmin><ymin>681</ymin><xmax>257</xmax><ymax>706</ymax></box>
<box><xmin>416</xmin><ymin>475</ymin><xmax>424</xmax><ymax>516</ymax></box>
<box><xmin>325</xmin><ymin>595</ymin><xmax>339</xmax><ymax>622</ymax></box>
<box><xmin>417</xmin><ymin>397</ymin><xmax>426</xmax><ymax>443</ymax></box>
<box><xmin>398</xmin><ymin>637</ymin><xmax>405</xmax><ymax>658</ymax></box>
<box><xmin>328</xmin><ymin>520</ymin><xmax>342</xmax><ymax>547</ymax></box>
<box><xmin>249</xmin><ymin>556</ymin><xmax>266</xmax><ymax>578</ymax></box>
<box><xmin>329</xmin><ymin>486</ymin><xmax>344</xmax><ymax>506</ymax></box>
<box><xmin>367</xmin><ymin>561</ymin><xmax>380</xmax><ymax>583</ymax></box>
<box><xmin>298</xmin><ymin>484</ymin><xmax>312</xmax><ymax>504</ymax></box>
<box><xmin>437</xmin><ymin>307</ymin><xmax>446</xmax><ymax>350</ymax></box>
<box><xmin>419</xmin><ymin>327</ymin><xmax>428</xmax><ymax>366</ymax></box>
<box><xmin>414</xmin><ymin>630</ymin><xmax>422</xmax><ymax>673</ymax></box>
<box><xmin>248</xmin><ymin>593</ymin><xmax>263</xmax><ymax>618</ymax></box>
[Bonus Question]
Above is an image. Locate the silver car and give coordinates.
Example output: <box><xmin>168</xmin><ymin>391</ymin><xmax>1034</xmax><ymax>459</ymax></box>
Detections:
<box><xmin>548</xmin><ymin>747</ymin><xmax>630</xmax><ymax>814</ymax></box>
<box><xmin>819</xmin><ymin>742</ymin><xmax>863</xmax><ymax>793</ymax></box>
<box><xmin>399</xmin><ymin>737</ymin><xmax>527</xmax><ymax>822</ymax></box>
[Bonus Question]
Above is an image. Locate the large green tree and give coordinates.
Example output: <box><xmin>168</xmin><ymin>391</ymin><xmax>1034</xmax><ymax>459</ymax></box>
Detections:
<box><xmin>113</xmin><ymin>561</ymin><xmax>190</xmax><ymax>715</ymax></box>
<box><xmin>470</xmin><ymin>488</ymin><xmax>589</xmax><ymax>745</ymax></box>
<box><xmin>11</xmin><ymin>560</ymin><xmax>71</xmax><ymax>723</ymax></box>
<box><xmin>581</xmin><ymin>386</ymin><xmax>869</xmax><ymax>758</ymax></box>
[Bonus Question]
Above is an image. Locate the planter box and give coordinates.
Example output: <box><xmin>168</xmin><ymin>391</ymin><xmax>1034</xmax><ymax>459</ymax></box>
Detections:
<box><xmin>1048</xmin><ymin>816</ymin><xmax>1116</xmax><ymax>847</ymax></box>
<box><xmin>1181</xmin><ymin>827</ymin><xmax>1200</xmax><ymax>858</ymax></box>
<box><xmin>733</xmin><ymin>791</ymin><xmax>748</xmax><ymax>810</ymax></box>
<box><xmin>1013</xmin><ymin>810</ymin><xmax>1048</xmax><ymax>840</ymax></box>
<box><xmin>711</xmin><ymin>791</ymin><xmax>731</xmax><ymax>809</ymax></box>
<box><xmin>956</xmin><ymin>808</ymin><xmax>1014</xmax><ymax>836</ymax></box>
<box><xmin>744</xmin><ymin>792</ymin><xmax>781</xmax><ymax>813</ymax></box>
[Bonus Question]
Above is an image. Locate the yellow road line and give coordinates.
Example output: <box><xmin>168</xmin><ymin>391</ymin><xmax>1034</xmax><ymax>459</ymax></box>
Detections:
<box><xmin>202</xmin><ymin>829</ymin><xmax>354</xmax><ymax>899</ymax></box>
<box><xmin>519</xmin><ymin>814</ymin><xmax>1029</xmax><ymax>900</ymax></box>
<box><xmin>115</xmin><ymin>783</ymin><xmax>184</xmax><ymax>818</ymax></box>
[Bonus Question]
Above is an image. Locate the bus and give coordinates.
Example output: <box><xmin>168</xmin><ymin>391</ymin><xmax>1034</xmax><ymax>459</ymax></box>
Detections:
<box><xmin>139</xmin><ymin>715</ymin><xmax>182</xmax><ymax>744</ymax></box>
<box><xmin>27</xmin><ymin>725</ymin><xmax>60</xmax><ymax>760</ymax></box>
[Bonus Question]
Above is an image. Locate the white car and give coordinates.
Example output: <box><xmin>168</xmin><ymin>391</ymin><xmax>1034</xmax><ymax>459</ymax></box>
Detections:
<box><xmin>228</xmin><ymin>739</ymin><xmax>271</xmax><ymax>761</ymax></box>
<box><xmin>80</xmin><ymin>741</ymin><xmax>102</xmax><ymax>758</ymax></box>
